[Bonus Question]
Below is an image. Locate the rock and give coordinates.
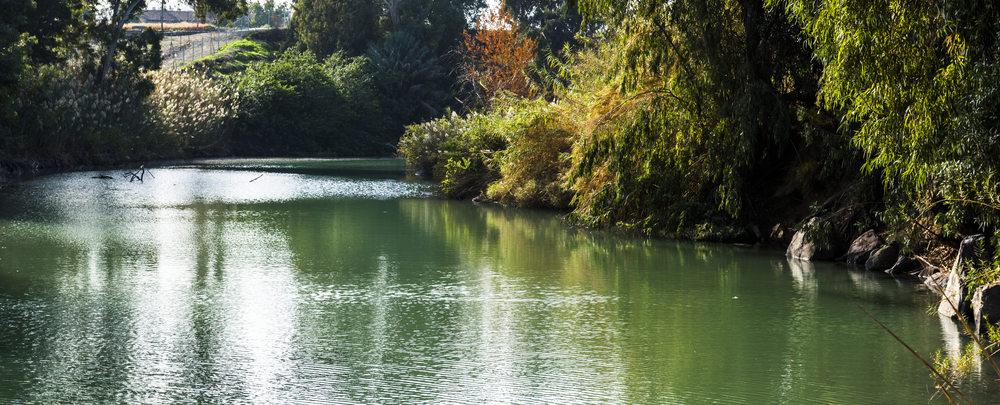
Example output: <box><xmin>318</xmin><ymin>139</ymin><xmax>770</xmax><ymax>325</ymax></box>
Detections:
<box><xmin>972</xmin><ymin>284</ymin><xmax>1000</xmax><ymax>334</ymax></box>
<box><xmin>885</xmin><ymin>255</ymin><xmax>921</xmax><ymax>275</ymax></box>
<box><xmin>770</xmin><ymin>223</ymin><xmax>793</xmax><ymax>246</ymax></box>
<box><xmin>924</xmin><ymin>271</ymin><xmax>949</xmax><ymax>291</ymax></box>
<box><xmin>786</xmin><ymin>217</ymin><xmax>843</xmax><ymax>261</ymax></box>
<box><xmin>836</xmin><ymin>230</ymin><xmax>883</xmax><ymax>265</ymax></box>
<box><xmin>865</xmin><ymin>245</ymin><xmax>899</xmax><ymax>271</ymax></box>
<box><xmin>938</xmin><ymin>235</ymin><xmax>987</xmax><ymax>319</ymax></box>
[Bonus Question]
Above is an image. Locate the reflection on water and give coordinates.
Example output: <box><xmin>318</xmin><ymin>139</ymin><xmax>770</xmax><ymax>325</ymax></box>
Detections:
<box><xmin>787</xmin><ymin>258</ymin><xmax>817</xmax><ymax>295</ymax></box>
<box><xmin>0</xmin><ymin>159</ymin><xmax>994</xmax><ymax>404</ymax></box>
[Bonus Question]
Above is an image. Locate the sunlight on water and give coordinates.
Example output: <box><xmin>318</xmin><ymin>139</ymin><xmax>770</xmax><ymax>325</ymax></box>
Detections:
<box><xmin>0</xmin><ymin>159</ymin><xmax>996</xmax><ymax>404</ymax></box>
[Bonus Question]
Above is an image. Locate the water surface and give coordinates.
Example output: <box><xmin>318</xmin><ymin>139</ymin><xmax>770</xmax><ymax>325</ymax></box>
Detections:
<box><xmin>0</xmin><ymin>158</ymin><xmax>994</xmax><ymax>404</ymax></box>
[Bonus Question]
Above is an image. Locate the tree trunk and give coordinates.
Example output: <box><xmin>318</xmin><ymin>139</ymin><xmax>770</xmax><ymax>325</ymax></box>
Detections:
<box><xmin>100</xmin><ymin>0</ymin><xmax>144</xmax><ymax>83</ymax></box>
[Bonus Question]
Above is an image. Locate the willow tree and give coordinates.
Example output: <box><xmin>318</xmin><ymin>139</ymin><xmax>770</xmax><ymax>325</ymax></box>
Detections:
<box><xmin>773</xmin><ymin>0</ymin><xmax>1000</xmax><ymax>244</ymax></box>
<box><xmin>567</xmin><ymin>0</ymin><xmax>815</xmax><ymax>235</ymax></box>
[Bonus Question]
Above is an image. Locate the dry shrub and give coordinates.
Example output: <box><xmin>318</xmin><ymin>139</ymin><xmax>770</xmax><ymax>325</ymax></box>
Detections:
<box><xmin>482</xmin><ymin>44</ymin><xmax>622</xmax><ymax>209</ymax></box>
<box><xmin>458</xmin><ymin>5</ymin><xmax>538</xmax><ymax>108</ymax></box>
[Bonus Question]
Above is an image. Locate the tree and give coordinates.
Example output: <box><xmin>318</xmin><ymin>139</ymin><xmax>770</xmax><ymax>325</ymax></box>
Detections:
<box><xmin>290</xmin><ymin>0</ymin><xmax>381</xmax><ymax>57</ymax></box>
<box><xmin>560</xmin><ymin>0</ymin><xmax>819</xmax><ymax>231</ymax></box>
<box><xmin>89</xmin><ymin>0</ymin><xmax>245</xmax><ymax>82</ymax></box>
<box><xmin>249</xmin><ymin>0</ymin><xmax>289</xmax><ymax>28</ymax></box>
<box><xmin>773</xmin><ymin>0</ymin><xmax>1000</xmax><ymax>242</ymax></box>
<box><xmin>458</xmin><ymin>5</ymin><xmax>538</xmax><ymax>108</ymax></box>
<box><xmin>389</xmin><ymin>0</ymin><xmax>481</xmax><ymax>57</ymax></box>
<box><xmin>94</xmin><ymin>0</ymin><xmax>147</xmax><ymax>82</ymax></box>
<box><xmin>367</xmin><ymin>31</ymin><xmax>446</xmax><ymax>121</ymax></box>
<box><xmin>185</xmin><ymin>0</ymin><xmax>247</xmax><ymax>21</ymax></box>
<box><xmin>21</xmin><ymin>0</ymin><xmax>86</xmax><ymax>66</ymax></box>
<box><xmin>0</xmin><ymin>0</ymin><xmax>30</xmax><ymax>135</ymax></box>
<box><xmin>505</xmin><ymin>0</ymin><xmax>588</xmax><ymax>56</ymax></box>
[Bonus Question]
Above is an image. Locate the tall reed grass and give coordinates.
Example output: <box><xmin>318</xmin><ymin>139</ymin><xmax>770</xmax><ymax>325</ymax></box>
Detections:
<box><xmin>145</xmin><ymin>69</ymin><xmax>238</xmax><ymax>155</ymax></box>
<box><xmin>1</xmin><ymin>65</ymin><xmax>237</xmax><ymax>172</ymax></box>
<box><xmin>6</xmin><ymin>66</ymin><xmax>150</xmax><ymax>165</ymax></box>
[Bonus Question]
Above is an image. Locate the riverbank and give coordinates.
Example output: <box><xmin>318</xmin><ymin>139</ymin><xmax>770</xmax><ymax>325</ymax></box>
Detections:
<box><xmin>0</xmin><ymin>28</ymin><xmax>407</xmax><ymax>185</ymax></box>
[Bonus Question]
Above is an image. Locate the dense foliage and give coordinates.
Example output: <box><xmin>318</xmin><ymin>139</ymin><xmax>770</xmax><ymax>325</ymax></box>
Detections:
<box><xmin>3</xmin><ymin>0</ymin><xmax>999</xmax><ymax>255</ymax></box>
<box><xmin>288</xmin><ymin>0</ymin><xmax>381</xmax><ymax>57</ymax></box>
<box><xmin>401</xmin><ymin>0</ymin><xmax>843</xmax><ymax>240</ymax></box>
<box><xmin>231</xmin><ymin>49</ymin><xmax>397</xmax><ymax>156</ymax></box>
<box><xmin>396</xmin><ymin>0</ymin><xmax>1000</xmax><ymax>252</ymax></box>
<box><xmin>0</xmin><ymin>0</ymin><xmax>30</xmax><ymax>136</ymax></box>
<box><xmin>385</xmin><ymin>0</ymin><xmax>481</xmax><ymax>57</ymax></box>
<box><xmin>774</xmin><ymin>0</ymin><xmax>1000</xmax><ymax>249</ymax></box>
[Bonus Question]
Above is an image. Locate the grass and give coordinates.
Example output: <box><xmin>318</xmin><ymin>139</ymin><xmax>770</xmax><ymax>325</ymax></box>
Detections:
<box><xmin>187</xmin><ymin>30</ymin><xmax>285</xmax><ymax>74</ymax></box>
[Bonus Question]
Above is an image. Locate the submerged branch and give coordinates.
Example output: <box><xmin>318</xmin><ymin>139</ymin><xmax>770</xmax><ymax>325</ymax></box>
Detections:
<box><xmin>837</xmin><ymin>285</ymin><xmax>974</xmax><ymax>405</ymax></box>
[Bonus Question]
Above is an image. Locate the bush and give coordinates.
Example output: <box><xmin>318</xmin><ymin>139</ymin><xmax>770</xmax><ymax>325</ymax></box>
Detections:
<box><xmin>484</xmin><ymin>96</ymin><xmax>574</xmax><ymax>209</ymax></box>
<box><xmin>396</xmin><ymin>109</ymin><xmax>506</xmax><ymax>199</ymax></box>
<box><xmin>396</xmin><ymin>110</ymin><xmax>466</xmax><ymax>175</ymax></box>
<box><xmin>433</xmin><ymin>112</ymin><xmax>508</xmax><ymax>199</ymax></box>
<box><xmin>0</xmin><ymin>63</ymin><xmax>242</xmax><ymax>169</ymax></box>
<box><xmin>231</xmin><ymin>49</ymin><xmax>397</xmax><ymax>156</ymax></box>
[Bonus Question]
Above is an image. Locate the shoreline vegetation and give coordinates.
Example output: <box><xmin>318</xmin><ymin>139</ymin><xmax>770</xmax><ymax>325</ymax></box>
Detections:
<box><xmin>3</xmin><ymin>0</ymin><xmax>1000</xmax><ymax>397</ymax></box>
<box><xmin>0</xmin><ymin>28</ymin><xmax>403</xmax><ymax>181</ymax></box>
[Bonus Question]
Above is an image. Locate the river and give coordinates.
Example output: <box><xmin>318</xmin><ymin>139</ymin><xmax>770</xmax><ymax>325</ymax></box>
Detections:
<box><xmin>0</xmin><ymin>158</ymin><xmax>995</xmax><ymax>404</ymax></box>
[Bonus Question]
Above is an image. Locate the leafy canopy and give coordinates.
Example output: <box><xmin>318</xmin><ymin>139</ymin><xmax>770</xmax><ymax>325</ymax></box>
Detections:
<box><xmin>568</xmin><ymin>0</ymin><xmax>812</xmax><ymax>223</ymax></box>
<box><xmin>774</xmin><ymin>0</ymin><xmax>1000</xmax><ymax>239</ymax></box>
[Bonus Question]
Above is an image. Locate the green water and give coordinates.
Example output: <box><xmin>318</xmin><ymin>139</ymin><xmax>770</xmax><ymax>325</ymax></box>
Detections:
<box><xmin>0</xmin><ymin>159</ymin><xmax>995</xmax><ymax>404</ymax></box>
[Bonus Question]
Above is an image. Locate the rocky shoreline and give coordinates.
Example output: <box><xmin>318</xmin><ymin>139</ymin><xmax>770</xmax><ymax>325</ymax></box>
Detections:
<box><xmin>785</xmin><ymin>216</ymin><xmax>1000</xmax><ymax>332</ymax></box>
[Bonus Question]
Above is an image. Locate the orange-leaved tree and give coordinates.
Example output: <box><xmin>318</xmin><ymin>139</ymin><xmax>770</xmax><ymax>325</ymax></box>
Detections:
<box><xmin>459</xmin><ymin>4</ymin><xmax>538</xmax><ymax>109</ymax></box>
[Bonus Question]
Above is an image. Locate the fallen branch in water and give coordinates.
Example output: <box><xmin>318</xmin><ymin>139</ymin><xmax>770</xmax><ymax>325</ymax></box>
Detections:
<box><xmin>837</xmin><ymin>285</ymin><xmax>974</xmax><ymax>405</ymax></box>
<box><xmin>123</xmin><ymin>165</ymin><xmax>152</xmax><ymax>182</ymax></box>
<box><xmin>250</xmin><ymin>174</ymin><xmax>264</xmax><ymax>182</ymax></box>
